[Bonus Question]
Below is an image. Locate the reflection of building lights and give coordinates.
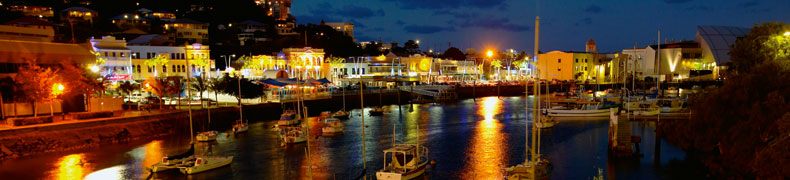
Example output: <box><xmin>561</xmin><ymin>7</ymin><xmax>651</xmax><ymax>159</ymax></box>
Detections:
<box><xmin>56</xmin><ymin>154</ymin><xmax>87</xmax><ymax>180</ymax></box>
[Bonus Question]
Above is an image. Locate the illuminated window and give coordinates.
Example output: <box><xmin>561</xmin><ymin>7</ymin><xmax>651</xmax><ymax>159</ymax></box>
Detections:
<box><xmin>558</xmin><ymin>59</ymin><xmax>561</xmax><ymax>63</ymax></box>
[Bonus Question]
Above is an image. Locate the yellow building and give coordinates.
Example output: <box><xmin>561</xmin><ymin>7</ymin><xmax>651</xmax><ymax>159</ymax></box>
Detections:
<box><xmin>164</xmin><ymin>19</ymin><xmax>209</xmax><ymax>44</ymax></box>
<box><xmin>283</xmin><ymin>47</ymin><xmax>325</xmax><ymax>78</ymax></box>
<box><xmin>127</xmin><ymin>43</ymin><xmax>214</xmax><ymax>81</ymax></box>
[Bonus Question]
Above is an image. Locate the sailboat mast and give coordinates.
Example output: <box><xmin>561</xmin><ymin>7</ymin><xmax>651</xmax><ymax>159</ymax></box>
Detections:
<box><xmin>238</xmin><ymin>73</ymin><xmax>242</xmax><ymax>122</ymax></box>
<box><xmin>359</xmin><ymin>67</ymin><xmax>367</xmax><ymax>176</ymax></box>
<box><xmin>531</xmin><ymin>16</ymin><xmax>540</xmax><ymax>164</ymax></box>
<box><xmin>187</xmin><ymin>54</ymin><xmax>194</xmax><ymax>143</ymax></box>
<box><xmin>657</xmin><ymin>30</ymin><xmax>661</xmax><ymax>97</ymax></box>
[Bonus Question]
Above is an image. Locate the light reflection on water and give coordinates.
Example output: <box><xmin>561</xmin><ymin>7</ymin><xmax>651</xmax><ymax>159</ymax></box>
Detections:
<box><xmin>0</xmin><ymin>96</ymin><xmax>699</xmax><ymax>180</ymax></box>
<box><xmin>460</xmin><ymin>97</ymin><xmax>508</xmax><ymax>179</ymax></box>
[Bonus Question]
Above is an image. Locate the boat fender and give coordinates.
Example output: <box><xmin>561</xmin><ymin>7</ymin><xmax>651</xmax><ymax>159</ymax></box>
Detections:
<box><xmin>430</xmin><ymin>160</ymin><xmax>437</xmax><ymax>166</ymax></box>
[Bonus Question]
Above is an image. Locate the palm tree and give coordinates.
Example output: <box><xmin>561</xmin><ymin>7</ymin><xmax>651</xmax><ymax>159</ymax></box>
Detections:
<box><xmin>165</xmin><ymin>78</ymin><xmax>184</xmax><ymax>108</ymax></box>
<box><xmin>326</xmin><ymin>57</ymin><xmax>345</xmax><ymax>83</ymax></box>
<box><xmin>208</xmin><ymin>77</ymin><xmax>223</xmax><ymax>107</ymax></box>
<box><xmin>145</xmin><ymin>54</ymin><xmax>169</xmax><ymax>77</ymax></box>
<box><xmin>191</xmin><ymin>77</ymin><xmax>208</xmax><ymax>108</ymax></box>
<box><xmin>118</xmin><ymin>81</ymin><xmax>139</xmax><ymax>103</ymax></box>
<box><xmin>143</xmin><ymin>77</ymin><xmax>167</xmax><ymax>109</ymax></box>
<box><xmin>490</xmin><ymin>60</ymin><xmax>503</xmax><ymax>80</ymax></box>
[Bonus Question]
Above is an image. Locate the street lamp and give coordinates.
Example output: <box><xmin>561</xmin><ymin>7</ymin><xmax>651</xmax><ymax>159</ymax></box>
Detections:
<box><xmin>51</xmin><ymin>83</ymin><xmax>65</xmax><ymax>116</ymax></box>
<box><xmin>784</xmin><ymin>31</ymin><xmax>790</xmax><ymax>36</ymax></box>
<box><xmin>89</xmin><ymin>65</ymin><xmax>100</xmax><ymax>73</ymax></box>
<box><xmin>486</xmin><ymin>50</ymin><xmax>493</xmax><ymax>58</ymax></box>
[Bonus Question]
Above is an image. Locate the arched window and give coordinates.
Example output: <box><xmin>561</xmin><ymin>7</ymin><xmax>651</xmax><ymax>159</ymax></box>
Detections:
<box><xmin>162</xmin><ymin>65</ymin><xmax>167</xmax><ymax>72</ymax></box>
<box><xmin>172</xmin><ymin>65</ymin><xmax>176</xmax><ymax>72</ymax></box>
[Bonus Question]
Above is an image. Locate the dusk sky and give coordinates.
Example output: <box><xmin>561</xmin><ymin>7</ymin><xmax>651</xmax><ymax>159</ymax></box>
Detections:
<box><xmin>291</xmin><ymin>0</ymin><xmax>790</xmax><ymax>53</ymax></box>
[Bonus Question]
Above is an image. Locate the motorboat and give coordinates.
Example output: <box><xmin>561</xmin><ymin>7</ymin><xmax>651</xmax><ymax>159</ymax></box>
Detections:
<box><xmin>626</xmin><ymin>101</ymin><xmax>661</xmax><ymax>116</ymax></box>
<box><xmin>150</xmin><ymin>144</ymin><xmax>195</xmax><ymax>172</ymax></box>
<box><xmin>277</xmin><ymin>110</ymin><xmax>301</xmax><ymax>126</ymax></box>
<box><xmin>369</xmin><ymin>106</ymin><xmax>385</xmax><ymax>116</ymax></box>
<box><xmin>504</xmin><ymin>156</ymin><xmax>554</xmax><ymax>180</ymax></box>
<box><xmin>178</xmin><ymin>155</ymin><xmax>233</xmax><ymax>174</ymax></box>
<box><xmin>321</xmin><ymin>117</ymin><xmax>344</xmax><ymax>134</ymax></box>
<box><xmin>546</xmin><ymin>108</ymin><xmax>609</xmax><ymax>117</ymax></box>
<box><xmin>196</xmin><ymin>131</ymin><xmax>218</xmax><ymax>142</ymax></box>
<box><xmin>280</xmin><ymin>126</ymin><xmax>307</xmax><ymax>144</ymax></box>
<box><xmin>232</xmin><ymin>120</ymin><xmax>248</xmax><ymax>134</ymax></box>
<box><xmin>331</xmin><ymin>110</ymin><xmax>350</xmax><ymax>119</ymax></box>
<box><xmin>376</xmin><ymin>144</ymin><xmax>429</xmax><ymax>180</ymax></box>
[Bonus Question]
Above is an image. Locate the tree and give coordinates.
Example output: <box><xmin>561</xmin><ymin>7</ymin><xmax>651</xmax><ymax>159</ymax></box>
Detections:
<box><xmin>191</xmin><ymin>77</ymin><xmax>208</xmax><ymax>108</ymax></box>
<box><xmin>362</xmin><ymin>43</ymin><xmax>383</xmax><ymax>56</ymax></box>
<box><xmin>216</xmin><ymin>74</ymin><xmax>265</xmax><ymax>105</ymax></box>
<box><xmin>207</xmin><ymin>77</ymin><xmax>223</xmax><ymax>107</ymax></box>
<box><xmin>662</xmin><ymin>22</ymin><xmax>790</xmax><ymax>179</ymax></box>
<box><xmin>404</xmin><ymin>40</ymin><xmax>420</xmax><ymax>55</ymax></box>
<box><xmin>143</xmin><ymin>77</ymin><xmax>168</xmax><ymax>109</ymax></box>
<box><xmin>442</xmin><ymin>47</ymin><xmax>466</xmax><ymax>60</ymax></box>
<box><xmin>145</xmin><ymin>54</ymin><xmax>169</xmax><ymax>77</ymax></box>
<box><xmin>118</xmin><ymin>81</ymin><xmax>139</xmax><ymax>103</ymax></box>
<box><xmin>326</xmin><ymin>57</ymin><xmax>345</xmax><ymax>82</ymax></box>
<box><xmin>465</xmin><ymin>48</ymin><xmax>477</xmax><ymax>56</ymax></box>
<box><xmin>15</xmin><ymin>60</ymin><xmax>60</xmax><ymax>117</ymax></box>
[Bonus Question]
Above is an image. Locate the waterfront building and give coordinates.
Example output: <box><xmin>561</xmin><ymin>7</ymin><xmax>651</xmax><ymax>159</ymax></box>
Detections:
<box><xmin>282</xmin><ymin>47</ymin><xmax>325</xmax><ymax>79</ymax></box>
<box><xmin>0</xmin><ymin>17</ymin><xmax>55</xmax><ymax>42</ymax></box>
<box><xmin>164</xmin><ymin>19</ymin><xmax>209</xmax><ymax>44</ymax></box>
<box><xmin>621</xmin><ymin>46</ymin><xmax>657</xmax><ymax>81</ymax></box>
<box><xmin>127</xmin><ymin>43</ymin><xmax>214</xmax><ymax>81</ymax></box>
<box><xmin>537</xmin><ymin>39</ymin><xmax>618</xmax><ymax>83</ymax></box>
<box><xmin>325</xmin><ymin>22</ymin><xmax>354</xmax><ymax>39</ymax></box>
<box><xmin>652</xmin><ymin>41</ymin><xmax>713</xmax><ymax>81</ymax></box>
<box><xmin>60</xmin><ymin>7</ymin><xmax>97</xmax><ymax>25</ymax></box>
<box><xmin>695</xmin><ymin>25</ymin><xmax>750</xmax><ymax>79</ymax></box>
<box><xmin>90</xmin><ymin>36</ymin><xmax>133</xmax><ymax>81</ymax></box>
<box><xmin>7</xmin><ymin>1</ymin><xmax>53</xmax><ymax>18</ymax></box>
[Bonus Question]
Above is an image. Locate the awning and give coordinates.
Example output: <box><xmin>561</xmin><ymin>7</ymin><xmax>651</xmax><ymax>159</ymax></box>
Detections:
<box><xmin>259</xmin><ymin>79</ymin><xmax>289</xmax><ymax>87</ymax></box>
<box><xmin>316</xmin><ymin>78</ymin><xmax>331</xmax><ymax>84</ymax></box>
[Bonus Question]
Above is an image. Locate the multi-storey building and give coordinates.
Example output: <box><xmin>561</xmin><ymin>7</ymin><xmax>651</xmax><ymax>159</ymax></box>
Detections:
<box><xmin>7</xmin><ymin>1</ymin><xmax>53</xmax><ymax>18</ymax></box>
<box><xmin>1</xmin><ymin>17</ymin><xmax>54</xmax><ymax>42</ymax></box>
<box><xmin>283</xmin><ymin>47</ymin><xmax>325</xmax><ymax>78</ymax></box>
<box><xmin>255</xmin><ymin>0</ymin><xmax>292</xmax><ymax>21</ymax></box>
<box><xmin>60</xmin><ymin>7</ymin><xmax>97</xmax><ymax>25</ymax></box>
<box><xmin>90</xmin><ymin>36</ymin><xmax>133</xmax><ymax>80</ymax></box>
<box><xmin>236</xmin><ymin>20</ymin><xmax>268</xmax><ymax>46</ymax></box>
<box><xmin>164</xmin><ymin>19</ymin><xmax>209</xmax><ymax>44</ymax></box>
<box><xmin>325</xmin><ymin>22</ymin><xmax>354</xmax><ymax>39</ymax></box>
<box><xmin>127</xmin><ymin>43</ymin><xmax>215</xmax><ymax>81</ymax></box>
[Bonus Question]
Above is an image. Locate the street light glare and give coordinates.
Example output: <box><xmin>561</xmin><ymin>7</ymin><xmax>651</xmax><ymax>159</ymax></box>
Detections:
<box><xmin>486</xmin><ymin>50</ymin><xmax>493</xmax><ymax>57</ymax></box>
<box><xmin>89</xmin><ymin>65</ymin><xmax>99</xmax><ymax>72</ymax></box>
<box><xmin>784</xmin><ymin>31</ymin><xmax>790</xmax><ymax>36</ymax></box>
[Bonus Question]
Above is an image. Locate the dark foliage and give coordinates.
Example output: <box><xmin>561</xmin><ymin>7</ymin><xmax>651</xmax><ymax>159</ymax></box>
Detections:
<box><xmin>662</xmin><ymin>22</ymin><xmax>790</xmax><ymax>179</ymax></box>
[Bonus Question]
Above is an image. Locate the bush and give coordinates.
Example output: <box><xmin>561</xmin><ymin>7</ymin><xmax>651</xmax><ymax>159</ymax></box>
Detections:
<box><xmin>7</xmin><ymin>116</ymin><xmax>53</xmax><ymax>126</ymax></box>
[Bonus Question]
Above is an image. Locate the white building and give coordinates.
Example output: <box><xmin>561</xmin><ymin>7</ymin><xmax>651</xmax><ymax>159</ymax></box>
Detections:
<box><xmin>127</xmin><ymin>43</ymin><xmax>214</xmax><ymax>81</ymax></box>
<box><xmin>91</xmin><ymin>36</ymin><xmax>133</xmax><ymax>80</ymax></box>
<box><xmin>621</xmin><ymin>46</ymin><xmax>657</xmax><ymax>81</ymax></box>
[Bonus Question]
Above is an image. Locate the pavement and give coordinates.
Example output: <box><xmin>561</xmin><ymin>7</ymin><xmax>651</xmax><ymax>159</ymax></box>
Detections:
<box><xmin>0</xmin><ymin>109</ymin><xmax>178</xmax><ymax>131</ymax></box>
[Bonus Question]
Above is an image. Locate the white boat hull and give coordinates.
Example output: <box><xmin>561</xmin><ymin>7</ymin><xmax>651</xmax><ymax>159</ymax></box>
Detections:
<box><xmin>548</xmin><ymin>111</ymin><xmax>609</xmax><ymax>117</ymax></box>
<box><xmin>179</xmin><ymin>156</ymin><xmax>233</xmax><ymax>174</ymax></box>
<box><xmin>322</xmin><ymin>126</ymin><xmax>343</xmax><ymax>134</ymax></box>
<box><xmin>277</xmin><ymin>119</ymin><xmax>300</xmax><ymax>126</ymax></box>
<box><xmin>376</xmin><ymin>160</ymin><xmax>428</xmax><ymax>180</ymax></box>
<box><xmin>233</xmin><ymin>123</ymin><xmax>248</xmax><ymax>133</ymax></box>
<box><xmin>196</xmin><ymin>131</ymin><xmax>218</xmax><ymax>142</ymax></box>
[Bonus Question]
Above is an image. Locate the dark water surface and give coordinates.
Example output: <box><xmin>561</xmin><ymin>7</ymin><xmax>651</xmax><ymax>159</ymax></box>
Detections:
<box><xmin>0</xmin><ymin>96</ymin><xmax>703</xmax><ymax>180</ymax></box>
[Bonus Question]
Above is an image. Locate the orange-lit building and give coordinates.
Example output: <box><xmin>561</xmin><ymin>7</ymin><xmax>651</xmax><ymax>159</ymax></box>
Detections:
<box><xmin>7</xmin><ymin>1</ymin><xmax>53</xmax><ymax>18</ymax></box>
<box><xmin>60</xmin><ymin>7</ymin><xmax>97</xmax><ymax>25</ymax></box>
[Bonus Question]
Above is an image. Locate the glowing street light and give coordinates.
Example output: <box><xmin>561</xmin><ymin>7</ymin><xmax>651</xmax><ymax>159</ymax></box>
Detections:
<box><xmin>486</xmin><ymin>50</ymin><xmax>493</xmax><ymax>58</ymax></box>
<box><xmin>51</xmin><ymin>83</ymin><xmax>65</xmax><ymax>96</ymax></box>
<box><xmin>89</xmin><ymin>65</ymin><xmax>100</xmax><ymax>72</ymax></box>
<box><xmin>415</xmin><ymin>40</ymin><xmax>420</xmax><ymax>44</ymax></box>
<box><xmin>784</xmin><ymin>31</ymin><xmax>790</xmax><ymax>36</ymax></box>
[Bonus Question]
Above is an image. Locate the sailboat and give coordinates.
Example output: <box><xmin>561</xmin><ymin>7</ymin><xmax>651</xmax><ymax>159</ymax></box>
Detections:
<box><xmin>280</xmin><ymin>74</ymin><xmax>309</xmax><ymax>144</ymax></box>
<box><xmin>505</xmin><ymin>16</ymin><xmax>553</xmax><ymax>180</ymax></box>
<box><xmin>369</xmin><ymin>87</ymin><xmax>385</xmax><ymax>116</ymax></box>
<box><xmin>277</xmin><ymin>109</ymin><xmax>301</xmax><ymax>126</ymax></box>
<box><xmin>152</xmin><ymin>58</ymin><xmax>232</xmax><ymax>174</ymax></box>
<box><xmin>233</xmin><ymin>75</ymin><xmax>248</xmax><ymax>133</ymax></box>
<box><xmin>332</xmin><ymin>85</ymin><xmax>350</xmax><ymax>119</ymax></box>
<box><xmin>376</xmin><ymin>83</ymin><xmax>430</xmax><ymax>180</ymax></box>
<box><xmin>536</xmin><ymin>63</ymin><xmax>556</xmax><ymax>129</ymax></box>
<box><xmin>150</xmin><ymin>144</ymin><xmax>195</xmax><ymax>172</ymax></box>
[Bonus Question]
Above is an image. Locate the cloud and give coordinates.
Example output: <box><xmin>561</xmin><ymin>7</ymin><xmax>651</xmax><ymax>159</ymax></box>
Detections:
<box><xmin>456</xmin><ymin>17</ymin><xmax>530</xmax><ymax>32</ymax></box>
<box><xmin>663</xmin><ymin>0</ymin><xmax>692</xmax><ymax>4</ymax></box>
<box><xmin>574</xmin><ymin>18</ymin><xmax>592</xmax><ymax>26</ymax></box>
<box><xmin>403</xmin><ymin>25</ymin><xmax>455</xmax><ymax>34</ymax></box>
<box><xmin>738</xmin><ymin>1</ymin><xmax>759</xmax><ymax>8</ymax></box>
<box><xmin>294</xmin><ymin>14</ymin><xmax>340</xmax><ymax>24</ymax></box>
<box><xmin>383</xmin><ymin>0</ymin><xmax>505</xmax><ymax>10</ymax></box>
<box><xmin>349</xmin><ymin>20</ymin><xmax>366</xmax><ymax>28</ymax></box>
<box><xmin>584</xmin><ymin>5</ymin><xmax>602</xmax><ymax>13</ymax></box>
<box><xmin>334</xmin><ymin>5</ymin><xmax>385</xmax><ymax>18</ymax></box>
<box><xmin>395</xmin><ymin>20</ymin><xmax>405</xmax><ymax>25</ymax></box>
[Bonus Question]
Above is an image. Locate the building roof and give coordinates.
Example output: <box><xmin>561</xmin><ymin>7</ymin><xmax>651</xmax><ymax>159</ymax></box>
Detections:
<box><xmin>696</xmin><ymin>25</ymin><xmax>750</xmax><ymax>64</ymax></box>
<box><xmin>127</xmin><ymin>34</ymin><xmax>168</xmax><ymax>45</ymax></box>
<box><xmin>4</xmin><ymin>17</ymin><xmax>53</xmax><ymax>26</ymax></box>
<box><xmin>136</xmin><ymin>8</ymin><xmax>153</xmax><ymax>13</ymax></box>
<box><xmin>110</xmin><ymin>14</ymin><xmax>153</xmax><ymax>21</ymax></box>
<box><xmin>0</xmin><ymin>39</ymin><xmax>94</xmax><ymax>64</ymax></box>
<box><xmin>586</xmin><ymin>38</ymin><xmax>596</xmax><ymax>45</ymax></box>
<box><xmin>648</xmin><ymin>41</ymin><xmax>700</xmax><ymax>49</ymax></box>
<box><xmin>61</xmin><ymin>6</ymin><xmax>97</xmax><ymax>13</ymax></box>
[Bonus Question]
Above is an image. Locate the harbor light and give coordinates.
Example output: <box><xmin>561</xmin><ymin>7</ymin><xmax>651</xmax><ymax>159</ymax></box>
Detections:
<box><xmin>784</xmin><ymin>31</ymin><xmax>790</xmax><ymax>36</ymax></box>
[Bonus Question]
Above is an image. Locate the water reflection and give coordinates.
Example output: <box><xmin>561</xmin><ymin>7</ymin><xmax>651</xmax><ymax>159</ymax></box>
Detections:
<box><xmin>461</xmin><ymin>97</ymin><xmax>508</xmax><ymax>179</ymax></box>
<box><xmin>55</xmin><ymin>154</ymin><xmax>89</xmax><ymax>180</ymax></box>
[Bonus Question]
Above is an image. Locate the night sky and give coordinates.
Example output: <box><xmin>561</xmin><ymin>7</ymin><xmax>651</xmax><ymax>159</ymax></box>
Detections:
<box><xmin>291</xmin><ymin>0</ymin><xmax>790</xmax><ymax>53</ymax></box>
